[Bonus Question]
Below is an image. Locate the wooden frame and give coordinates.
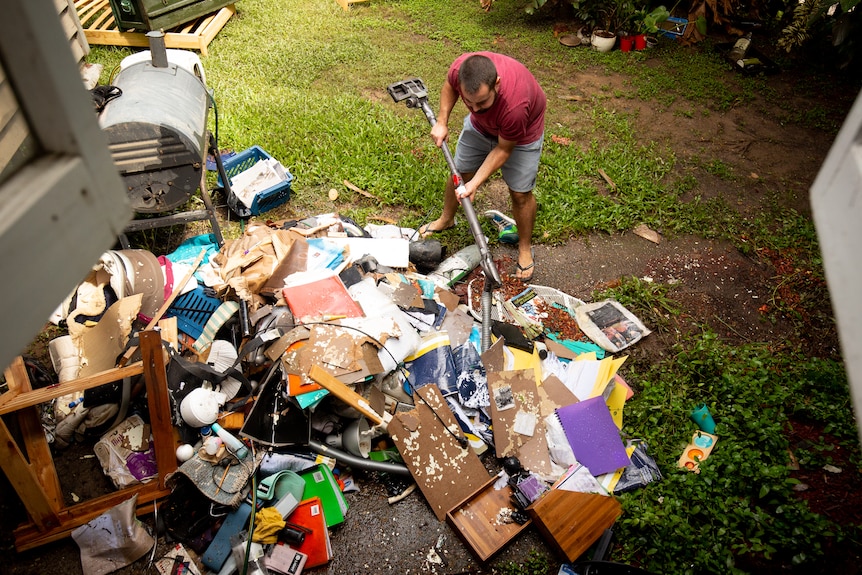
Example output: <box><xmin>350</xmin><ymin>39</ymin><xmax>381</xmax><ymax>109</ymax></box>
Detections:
<box><xmin>335</xmin><ymin>0</ymin><xmax>370</xmax><ymax>11</ymax></box>
<box><xmin>0</xmin><ymin>331</ymin><xmax>176</xmax><ymax>551</ymax></box>
<box><xmin>74</xmin><ymin>0</ymin><xmax>236</xmax><ymax>56</ymax></box>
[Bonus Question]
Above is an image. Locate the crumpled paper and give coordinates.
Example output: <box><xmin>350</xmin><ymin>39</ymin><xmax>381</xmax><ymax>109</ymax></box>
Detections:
<box><xmin>71</xmin><ymin>495</ymin><xmax>154</xmax><ymax>575</ymax></box>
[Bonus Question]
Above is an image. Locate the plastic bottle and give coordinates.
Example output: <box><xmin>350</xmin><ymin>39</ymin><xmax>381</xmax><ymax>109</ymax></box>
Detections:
<box><xmin>736</xmin><ymin>57</ymin><xmax>763</xmax><ymax>70</ymax></box>
<box><xmin>728</xmin><ymin>33</ymin><xmax>752</xmax><ymax>64</ymax></box>
<box><xmin>211</xmin><ymin>422</ymin><xmax>249</xmax><ymax>459</ymax></box>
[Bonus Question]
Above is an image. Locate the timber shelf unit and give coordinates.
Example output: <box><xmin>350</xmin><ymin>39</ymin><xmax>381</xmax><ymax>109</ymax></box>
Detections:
<box><xmin>74</xmin><ymin>0</ymin><xmax>235</xmax><ymax>56</ymax></box>
<box><xmin>335</xmin><ymin>0</ymin><xmax>370</xmax><ymax>10</ymax></box>
<box><xmin>0</xmin><ymin>331</ymin><xmax>176</xmax><ymax>551</ymax></box>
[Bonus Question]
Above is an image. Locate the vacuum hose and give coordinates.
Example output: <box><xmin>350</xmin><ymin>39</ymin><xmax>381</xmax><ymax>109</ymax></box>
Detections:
<box><xmin>307</xmin><ymin>439</ymin><xmax>412</xmax><ymax>477</ymax></box>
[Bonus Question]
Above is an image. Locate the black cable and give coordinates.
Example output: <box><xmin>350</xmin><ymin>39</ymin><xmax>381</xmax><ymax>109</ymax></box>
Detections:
<box><xmin>207</xmin><ymin>90</ymin><xmax>220</xmax><ymax>152</ymax></box>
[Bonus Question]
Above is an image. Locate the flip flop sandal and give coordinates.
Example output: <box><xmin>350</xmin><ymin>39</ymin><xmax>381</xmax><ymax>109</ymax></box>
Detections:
<box><xmin>418</xmin><ymin>222</ymin><xmax>456</xmax><ymax>238</ymax></box>
<box><xmin>515</xmin><ymin>249</ymin><xmax>535</xmax><ymax>282</ymax></box>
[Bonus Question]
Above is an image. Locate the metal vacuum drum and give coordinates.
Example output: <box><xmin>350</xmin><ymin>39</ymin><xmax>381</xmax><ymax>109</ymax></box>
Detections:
<box><xmin>99</xmin><ymin>59</ymin><xmax>209</xmax><ymax>213</ymax></box>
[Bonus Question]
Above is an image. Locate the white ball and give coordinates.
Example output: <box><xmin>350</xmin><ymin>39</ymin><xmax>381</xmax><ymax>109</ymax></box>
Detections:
<box><xmin>176</xmin><ymin>443</ymin><xmax>195</xmax><ymax>462</ymax></box>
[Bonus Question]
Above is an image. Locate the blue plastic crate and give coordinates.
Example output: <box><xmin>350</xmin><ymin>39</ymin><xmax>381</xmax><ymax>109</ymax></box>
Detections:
<box><xmin>165</xmin><ymin>283</ymin><xmax>222</xmax><ymax>339</ymax></box>
<box><xmin>657</xmin><ymin>16</ymin><xmax>687</xmax><ymax>40</ymax></box>
<box><xmin>217</xmin><ymin>146</ymin><xmax>293</xmax><ymax>217</ymax></box>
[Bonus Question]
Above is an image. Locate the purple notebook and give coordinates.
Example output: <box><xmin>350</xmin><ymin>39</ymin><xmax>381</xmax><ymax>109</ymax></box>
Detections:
<box><xmin>556</xmin><ymin>397</ymin><xmax>631</xmax><ymax>476</ymax></box>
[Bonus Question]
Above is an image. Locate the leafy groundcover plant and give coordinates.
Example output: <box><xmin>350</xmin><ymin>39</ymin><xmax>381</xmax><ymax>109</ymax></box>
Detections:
<box><xmin>614</xmin><ymin>330</ymin><xmax>856</xmax><ymax>573</ymax></box>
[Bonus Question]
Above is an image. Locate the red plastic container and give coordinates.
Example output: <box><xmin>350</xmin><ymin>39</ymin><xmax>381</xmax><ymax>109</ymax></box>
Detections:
<box><xmin>619</xmin><ymin>35</ymin><xmax>634</xmax><ymax>52</ymax></box>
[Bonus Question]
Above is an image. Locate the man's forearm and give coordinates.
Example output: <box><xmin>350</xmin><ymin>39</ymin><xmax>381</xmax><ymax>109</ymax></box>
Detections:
<box><xmin>467</xmin><ymin>145</ymin><xmax>512</xmax><ymax>194</ymax></box>
<box><xmin>437</xmin><ymin>81</ymin><xmax>459</xmax><ymax>126</ymax></box>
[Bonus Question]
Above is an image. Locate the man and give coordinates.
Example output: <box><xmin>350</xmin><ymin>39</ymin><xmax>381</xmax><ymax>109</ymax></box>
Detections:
<box><xmin>420</xmin><ymin>52</ymin><xmax>546</xmax><ymax>281</ymax></box>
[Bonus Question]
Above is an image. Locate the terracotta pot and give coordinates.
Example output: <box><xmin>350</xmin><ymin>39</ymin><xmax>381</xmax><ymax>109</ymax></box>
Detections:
<box><xmin>619</xmin><ymin>35</ymin><xmax>634</xmax><ymax>52</ymax></box>
<box><xmin>591</xmin><ymin>30</ymin><xmax>617</xmax><ymax>53</ymax></box>
<box><xmin>634</xmin><ymin>33</ymin><xmax>647</xmax><ymax>50</ymax></box>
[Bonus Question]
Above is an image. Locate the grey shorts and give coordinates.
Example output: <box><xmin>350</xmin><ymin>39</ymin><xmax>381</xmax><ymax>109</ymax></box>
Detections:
<box><xmin>454</xmin><ymin>115</ymin><xmax>543</xmax><ymax>192</ymax></box>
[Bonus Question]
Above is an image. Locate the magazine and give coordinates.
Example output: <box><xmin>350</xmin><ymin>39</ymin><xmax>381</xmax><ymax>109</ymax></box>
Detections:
<box><xmin>574</xmin><ymin>299</ymin><xmax>651</xmax><ymax>353</ymax></box>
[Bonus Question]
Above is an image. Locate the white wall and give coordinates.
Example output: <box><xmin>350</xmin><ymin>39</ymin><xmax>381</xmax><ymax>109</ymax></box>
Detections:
<box><xmin>810</xmin><ymin>88</ymin><xmax>862</xmax><ymax>443</ymax></box>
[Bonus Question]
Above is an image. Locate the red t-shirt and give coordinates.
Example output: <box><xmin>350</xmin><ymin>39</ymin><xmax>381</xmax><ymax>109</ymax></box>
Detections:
<box><xmin>447</xmin><ymin>52</ymin><xmax>546</xmax><ymax>145</ymax></box>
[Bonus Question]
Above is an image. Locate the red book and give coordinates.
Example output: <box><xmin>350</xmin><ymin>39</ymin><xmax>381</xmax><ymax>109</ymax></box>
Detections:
<box><xmin>281</xmin><ymin>270</ymin><xmax>364</xmax><ymax>321</ymax></box>
<box><xmin>284</xmin><ymin>497</ymin><xmax>332</xmax><ymax>568</ymax></box>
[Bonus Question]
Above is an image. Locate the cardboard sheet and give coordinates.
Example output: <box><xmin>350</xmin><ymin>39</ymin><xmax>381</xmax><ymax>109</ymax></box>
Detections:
<box><xmin>325</xmin><ymin>237</ymin><xmax>410</xmax><ymax>269</ymax></box>
<box><xmin>76</xmin><ymin>294</ymin><xmax>143</xmax><ymax>377</ymax></box>
<box><xmin>389</xmin><ymin>386</ymin><xmax>489</xmax><ymax>521</ymax></box>
<box><xmin>487</xmin><ymin>369</ymin><xmax>553</xmax><ymax>477</ymax></box>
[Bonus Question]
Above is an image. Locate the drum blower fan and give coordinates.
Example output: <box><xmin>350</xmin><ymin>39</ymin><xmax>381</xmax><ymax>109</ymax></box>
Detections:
<box><xmin>99</xmin><ymin>31</ymin><xmax>225</xmax><ymax>247</ymax></box>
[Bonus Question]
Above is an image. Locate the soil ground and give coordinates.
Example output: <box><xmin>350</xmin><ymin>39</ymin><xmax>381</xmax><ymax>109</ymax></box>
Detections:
<box><xmin>2</xmin><ymin>23</ymin><xmax>861</xmax><ymax>575</ymax></box>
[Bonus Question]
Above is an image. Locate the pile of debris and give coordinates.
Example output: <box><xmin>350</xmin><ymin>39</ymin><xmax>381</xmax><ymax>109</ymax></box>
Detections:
<box><xmin>40</xmin><ymin>213</ymin><xmax>663</xmax><ymax>575</ymax></box>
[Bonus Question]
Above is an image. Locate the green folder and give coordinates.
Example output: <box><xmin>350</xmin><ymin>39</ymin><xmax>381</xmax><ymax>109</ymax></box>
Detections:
<box><xmin>298</xmin><ymin>464</ymin><xmax>349</xmax><ymax>527</ymax></box>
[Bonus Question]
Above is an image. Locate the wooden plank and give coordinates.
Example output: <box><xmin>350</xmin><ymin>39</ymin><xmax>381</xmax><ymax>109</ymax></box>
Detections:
<box><xmin>0</xmin><ymin>362</ymin><xmax>146</xmax><ymax>415</ymax></box>
<box><xmin>77</xmin><ymin>0</ymin><xmax>113</xmax><ymax>29</ymax></box>
<box><xmin>18</xmin><ymin>407</ymin><xmax>65</xmax><ymax>514</ymax></box>
<box><xmin>0</xmin><ymin>416</ymin><xmax>62</xmax><ymax>532</ymax></box>
<box><xmin>310</xmin><ymin>364</ymin><xmax>389</xmax><ymax>427</ymax></box>
<box><xmin>158</xmin><ymin>316</ymin><xmax>179</xmax><ymax>351</ymax></box>
<box><xmin>140</xmin><ymin>330</ymin><xmax>178</xmax><ymax>490</ymax></box>
<box><xmin>0</xmin><ymin>356</ymin><xmax>27</xmax><ymax>408</ymax></box>
<box><xmin>12</xmin><ymin>480</ymin><xmax>170</xmax><ymax>551</ymax></box>
<box><xmin>10</xmin><ymin>363</ymin><xmax>65</xmax><ymax>515</ymax></box>
<box><xmin>195</xmin><ymin>3</ymin><xmax>234</xmax><ymax>56</ymax></box>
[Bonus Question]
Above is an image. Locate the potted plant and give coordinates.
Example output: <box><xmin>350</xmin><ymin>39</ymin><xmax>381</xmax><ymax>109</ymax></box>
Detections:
<box><xmin>589</xmin><ymin>0</ymin><xmax>636</xmax><ymax>52</ymax></box>
<box><xmin>631</xmin><ymin>5</ymin><xmax>670</xmax><ymax>49</ymax></box>
<box><xmin>590</xmin><ymin>27</ymin><xmax>618</xmax><ymax>52</ymax></box>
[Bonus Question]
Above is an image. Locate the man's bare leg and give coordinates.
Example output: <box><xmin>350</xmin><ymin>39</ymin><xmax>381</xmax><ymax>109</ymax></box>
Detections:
<box><xmin>510</xmin><ymin>189</ymin><xmax>536</xmax><ymax>280</ymax></box>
